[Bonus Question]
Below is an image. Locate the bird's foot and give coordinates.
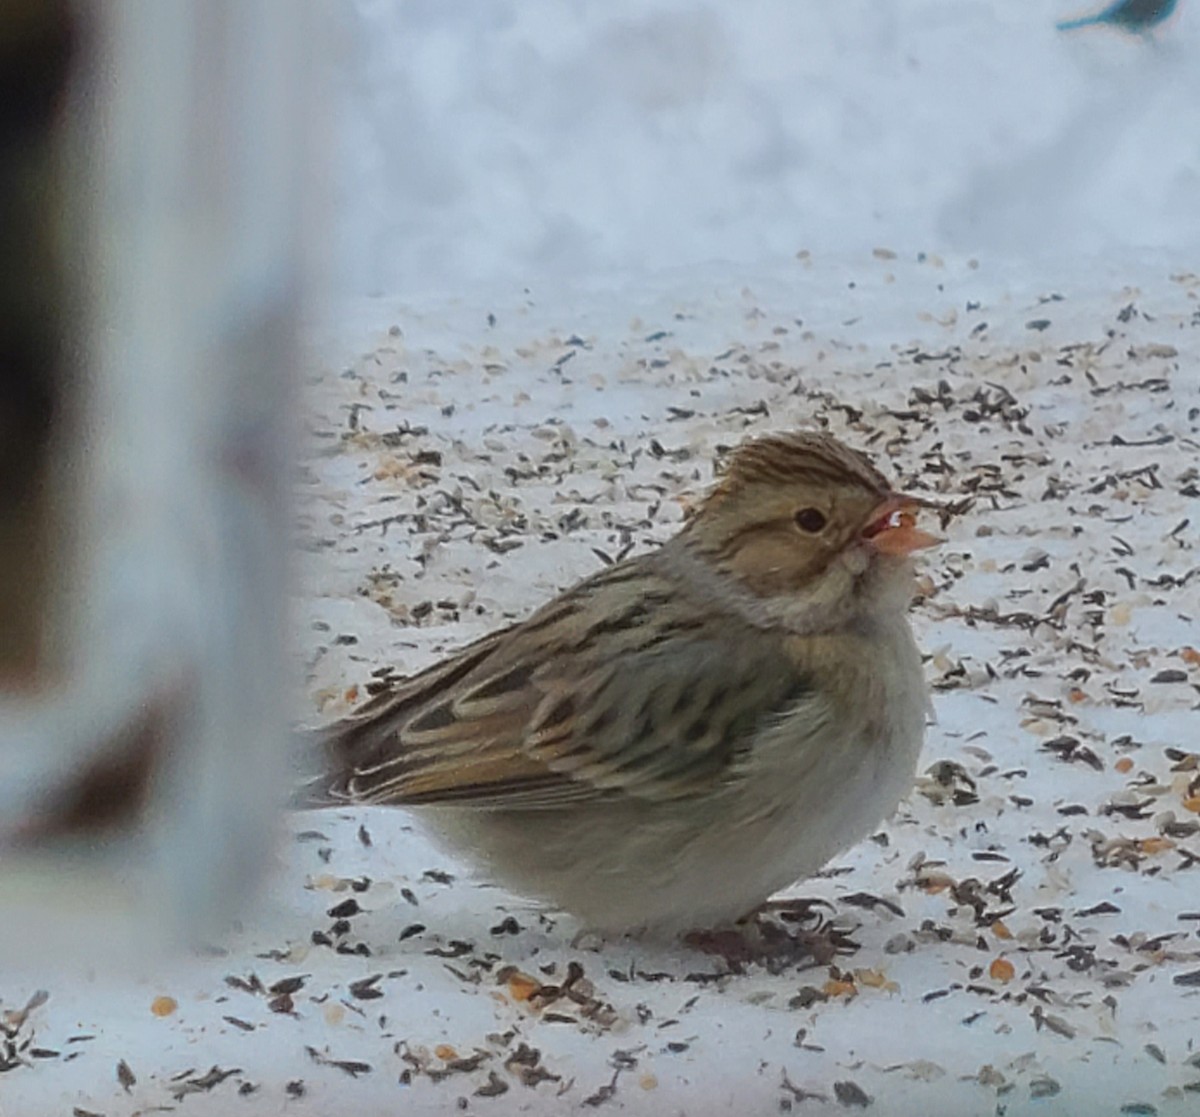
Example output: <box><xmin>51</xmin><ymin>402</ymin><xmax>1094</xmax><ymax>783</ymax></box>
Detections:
<box><xmin>684</xmin><ymin>897</ymin><xmax>856</xmax><ymax>974</ymax></box>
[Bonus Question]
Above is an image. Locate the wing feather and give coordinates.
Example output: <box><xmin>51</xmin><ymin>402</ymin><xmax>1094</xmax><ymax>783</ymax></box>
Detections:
<box><xmin>307</xmin><ymin>557</ymin><xmax>813</xmax><ymax>810</ymax></box>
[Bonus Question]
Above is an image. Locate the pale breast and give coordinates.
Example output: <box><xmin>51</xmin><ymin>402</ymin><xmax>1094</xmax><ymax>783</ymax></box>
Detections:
<box><xmin>414</xmin><ymin>613</ymin><xmax>928</xmax><ymax>935</ymax></box>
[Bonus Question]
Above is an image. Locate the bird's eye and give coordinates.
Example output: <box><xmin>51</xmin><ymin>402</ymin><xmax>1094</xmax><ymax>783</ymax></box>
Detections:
<box><xmin>793</xmin><ymin>507</ymin><xmax>827</xmax><ymax>533</ymax></box>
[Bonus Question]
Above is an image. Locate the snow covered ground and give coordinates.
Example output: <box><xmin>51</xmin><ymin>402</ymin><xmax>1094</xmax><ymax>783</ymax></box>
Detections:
<box><xmin>5</xmin><ymin>3</ymin><xmax>1200</xmax><ymax>1116</ymax></box>
<box><xmin>332</xmin><ymin>0</ymin><xmax>1200</xmax><ymax>296</ymax></box>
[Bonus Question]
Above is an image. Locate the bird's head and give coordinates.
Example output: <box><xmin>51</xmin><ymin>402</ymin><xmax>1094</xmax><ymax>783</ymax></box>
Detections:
<box><xmin>679</xmin><ymin>430</ymin><xmax>941</xmax><ymax>631</ymax></box>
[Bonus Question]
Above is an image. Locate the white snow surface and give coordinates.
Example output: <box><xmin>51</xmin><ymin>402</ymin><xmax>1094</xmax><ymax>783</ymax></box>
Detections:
<box><xmin>332</xmin><ymin>0</ymin><xmax>1200</xmax><ymax>297</ymax></box>
<box><xmin>6</xmin><ymin>5</ymin><xmax>1200</xmax><ymax>1117</ymax></box>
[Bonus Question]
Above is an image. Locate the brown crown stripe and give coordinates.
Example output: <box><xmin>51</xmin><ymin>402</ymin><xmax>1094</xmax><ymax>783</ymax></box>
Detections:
<box><xmin>717</xmin><ymin>432</ymin><xmax>890</xmax><ymax>496</ymax></box>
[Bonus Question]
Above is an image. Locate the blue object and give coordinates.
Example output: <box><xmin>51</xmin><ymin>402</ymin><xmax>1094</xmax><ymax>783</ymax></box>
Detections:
<box><xmin>1056</xmin><ymin>0</ymin><xmax>1177</xmax><ymax>31</ymax></box>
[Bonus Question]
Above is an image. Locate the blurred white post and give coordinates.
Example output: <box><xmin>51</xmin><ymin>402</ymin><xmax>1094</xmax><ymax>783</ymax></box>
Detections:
<box><xmin>0</xmin><ymin>0</ymin><xmax>316</xmax><ymax>959</ymax></box>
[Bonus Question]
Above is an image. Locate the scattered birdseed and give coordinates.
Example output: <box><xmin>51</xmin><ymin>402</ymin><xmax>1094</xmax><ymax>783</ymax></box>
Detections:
<box><xmin>11</xmin><ymin>260</ymin><xmax>1200</xmax><ymax>1117</ymax></box>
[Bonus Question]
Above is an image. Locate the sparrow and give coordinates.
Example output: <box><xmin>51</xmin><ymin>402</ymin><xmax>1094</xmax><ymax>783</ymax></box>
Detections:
<box><xmin>301</xmin><ymin>430</ymin><xmax>942</xmax><ymax>935</ymax></box>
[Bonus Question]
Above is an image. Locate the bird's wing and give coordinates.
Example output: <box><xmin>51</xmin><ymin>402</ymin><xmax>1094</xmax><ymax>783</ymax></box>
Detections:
<box><xmin>309</xmin><ymin>574</ymin><xmax>815</xmax><ymax>810</ymax></box>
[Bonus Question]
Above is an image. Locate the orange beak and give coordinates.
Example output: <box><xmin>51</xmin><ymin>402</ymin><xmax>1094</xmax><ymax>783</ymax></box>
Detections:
<box><xmin>862</xmin><ymin>494</ymin><xmax>942</xmax><ymax>556</ymax></box>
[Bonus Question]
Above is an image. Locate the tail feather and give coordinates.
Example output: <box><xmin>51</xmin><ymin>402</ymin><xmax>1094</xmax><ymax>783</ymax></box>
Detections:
<box><xmin>1056</xmin><ymin>14</ymin><xmax>1102</xmax><ymax>29</ymax></box>
<box><xmin>288</xmin><ymin>721</ymin><xmax>351</xmax><ymax>809</ymax></box>
<box><xmin>290</xmin><ymin>704</ymin><xmax>415</xmax><ymax>809</ymax></box>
